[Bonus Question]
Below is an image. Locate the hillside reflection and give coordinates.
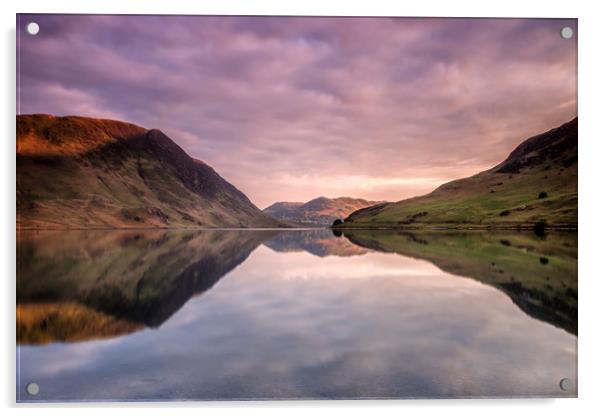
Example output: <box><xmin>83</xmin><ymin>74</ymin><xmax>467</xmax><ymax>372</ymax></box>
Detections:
<box><xmin>17</xmin><ymin>229</ymin><xmax>275</xmax><ymax>344</ymax></box>
<box><xmin>342</xmin><ymin>230</ymin><xmax>577</xmax><ymax>334</ymax></box>
<box><xmin>17</xmin><ymin>229</ymin><xmax>577</xmax><ymax>346</ymax></box>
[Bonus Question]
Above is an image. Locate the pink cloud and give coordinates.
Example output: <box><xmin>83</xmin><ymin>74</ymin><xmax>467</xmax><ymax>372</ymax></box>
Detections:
<box><xmin>17</xmin><ymin>15</ymin><xmax>577</xmax><ymax>207</ymax></box>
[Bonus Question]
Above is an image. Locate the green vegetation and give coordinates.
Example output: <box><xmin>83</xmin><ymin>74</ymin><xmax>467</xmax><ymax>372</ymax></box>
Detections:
<box><xmin>339</xmin><ymin>167</ymin><xmax>576</xmax><ymax>229</ymax></box>
<box><xmin>338</xmin><ymin>118</ymin><xmax>577</xmax><ymax>230</ymax></box>
<box><xmin>17</xmin><ymin>114</ymin><xmax>281</xmax><ymax>229</ymax></box>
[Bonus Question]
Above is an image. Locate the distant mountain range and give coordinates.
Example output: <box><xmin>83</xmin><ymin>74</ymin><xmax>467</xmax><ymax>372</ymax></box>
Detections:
<box><xmin>337</xmin><ymin>118</ymin><xmax>577</xmax><ymax>229</ymax></box>
<box><xmin>17</xmin><ymin>115</ymin><xmax>282</xmax><ymax>229</ymax></box>
<box><xmin>264</xmin><ymin>197</ymin><xmax>381</xmax><ymax>226</ymax></box>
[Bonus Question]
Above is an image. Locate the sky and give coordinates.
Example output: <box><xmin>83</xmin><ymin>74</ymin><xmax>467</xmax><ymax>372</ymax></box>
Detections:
<box><xmin>17</xmin><ymin>15</ymin><xmax>577</xmax><ymax>208</ymax></box>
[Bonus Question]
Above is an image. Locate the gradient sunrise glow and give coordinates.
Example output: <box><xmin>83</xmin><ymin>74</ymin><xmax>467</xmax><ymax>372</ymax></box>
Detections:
<box><xmin>17</xmin><ymin>15</ymin><xmax>577</xmax><ymax>208</ymax></box>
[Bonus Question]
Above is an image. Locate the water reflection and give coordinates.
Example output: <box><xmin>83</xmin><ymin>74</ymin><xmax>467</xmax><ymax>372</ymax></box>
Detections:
<box><xmin>342</xmin><ymin>230</ymin><xmax>578</xmax><ymax>335</ymax></box>
<box><xmin>17</xmin><ymin>229</ymin><xmax>577</xmax><ymax>400</ymax></box>
<box><xmin>17</xmin><ymin>229</ymin><xmax>276</xmax><ymax>343</ymax></box>
<box><xmin>264</xmin><ymin>229</ymin><xmax>369</xmax><ymax>257</ymax></box>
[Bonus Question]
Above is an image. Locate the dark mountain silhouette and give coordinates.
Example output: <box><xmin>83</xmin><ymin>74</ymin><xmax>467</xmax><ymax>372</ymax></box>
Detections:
<box><xmin>17</xmin><ymin>114</ymin><xmax>282</xmax><ymax>228</ymax></box>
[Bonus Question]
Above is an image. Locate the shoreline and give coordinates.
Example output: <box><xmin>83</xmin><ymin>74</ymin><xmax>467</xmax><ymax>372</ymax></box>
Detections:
<box><xmin>331</xmin><ymin>224</ymin><xmax>577</xmax><ymax>232</ymax></box>
<box><xmin>15</xmin><ymin>225</ymin><xmax>577</xmax><ymax>232</ymax></box>
<box><xmin>15</xmin><ymin>226</ymin><xmax>326</xmax><ymax>231</ymax></box>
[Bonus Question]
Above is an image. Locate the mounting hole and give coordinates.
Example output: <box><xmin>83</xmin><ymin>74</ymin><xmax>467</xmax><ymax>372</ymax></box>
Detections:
<box><xmin>559</xmin><ymin>378</ymin><xmax>573</xmax><ymax>391</ymax></box>
<box><xmin>26</xmin><ymin>382</ymin><xmax>39</xmax><ymax>396</ymax></box>
<box><xmin>26</xmin><ymin>22</ymin><xmax>40</xmax><ymax>36</ymax></box>
<box><xmin>560</xmin><ymin>26</ymin><xmax>573</xmax><ymax>40</ymax></box>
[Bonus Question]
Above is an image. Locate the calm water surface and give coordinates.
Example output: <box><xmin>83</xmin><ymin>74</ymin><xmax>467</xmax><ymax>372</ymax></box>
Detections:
<box><xmin>16</xmin><ymin>229</ymin><xmax>577</xmax><ymax>401</ymax></box>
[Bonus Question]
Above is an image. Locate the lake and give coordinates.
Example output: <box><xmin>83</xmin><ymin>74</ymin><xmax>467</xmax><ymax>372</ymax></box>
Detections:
<box><xmin>16</xmin><ymin>229</ymin><xmax>577</xmax><ymax>401</ymax></box>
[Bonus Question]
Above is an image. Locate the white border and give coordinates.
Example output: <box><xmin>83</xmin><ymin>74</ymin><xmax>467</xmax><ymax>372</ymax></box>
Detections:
<box><xmin>2</xmin><ymin>1</ymin><xmax>602</xmax><ymax>415</ymax></box>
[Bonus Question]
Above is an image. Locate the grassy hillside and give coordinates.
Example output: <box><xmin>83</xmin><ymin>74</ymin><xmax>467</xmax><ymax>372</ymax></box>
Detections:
<box><xmin>264</xmin><ymin>196</ymin><xmax>381</xmax><ymax>226</ymax></box>
<box><xmin>343</xmin><ymin>230</ymin><xmax>577</xmax><ymax>334</ymax></box>
<box><xmin>17</xmin><ymin>114</ymin><xmax>282</xmax><ymax>229</ymax></box>
<box><xmin>338</xmin><ymin>118</ymin><xmax>577</xmax><ymax>229</ymax></box>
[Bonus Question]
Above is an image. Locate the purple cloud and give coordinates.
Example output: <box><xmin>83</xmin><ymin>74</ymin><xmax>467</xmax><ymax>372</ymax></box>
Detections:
<box><xmin>17</xmin><ymin>15</ymin><xmax>577</xmax><ymax>207</ymax></box>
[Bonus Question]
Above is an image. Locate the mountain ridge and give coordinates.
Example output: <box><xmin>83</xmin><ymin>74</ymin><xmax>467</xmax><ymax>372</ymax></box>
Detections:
<box><xmin>264</xmin><ymin>196</ymin><xmax>382</xmax><ymax>226</ymax></box>
<box><xmin>338</xmin><ymin>118</ymin><xmax>577</xmax><ymax>229</ymax></box>
<box><xmin>17</xmin><ymin>114</ymin><xmax>282</xmax><ymax>229</ymax></box>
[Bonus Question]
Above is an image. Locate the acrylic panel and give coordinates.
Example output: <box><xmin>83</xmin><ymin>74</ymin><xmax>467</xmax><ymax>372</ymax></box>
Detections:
<box><xmin>16</xmin><ymin>14</ymin><xmax>577</xmax><ymax>402</ymax></box>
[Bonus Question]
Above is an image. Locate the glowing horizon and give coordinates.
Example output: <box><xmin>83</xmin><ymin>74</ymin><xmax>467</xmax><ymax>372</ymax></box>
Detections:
<box><xmin>17</xmin><ymin>15</ymin><xmax>577</xmax><ymax>208</ymax></box>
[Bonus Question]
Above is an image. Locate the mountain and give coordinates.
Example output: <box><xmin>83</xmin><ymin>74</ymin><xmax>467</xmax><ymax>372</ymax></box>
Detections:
<box><xmin>264</xmin><ymin>196</ymin><xmax>381</xmax><ymax>226</ymax></box>
<box><xmin>338</xmin><ymin>118</ymin><xmax>577</xmax><ymax>229</ymax></box>
<box><xmin>17</xmin><ymin>229</ymin><xmax>276</xmax><ymax>344</ymax></box>
<box><xmin>17</xmin><ymin>114</ymin><xmax>282</xmax><ymax>229</ymax></box>
<box><xmin>342</xmin><ymin>230</ymin><xmax>577</xmax><ymax>335</ymax></box>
